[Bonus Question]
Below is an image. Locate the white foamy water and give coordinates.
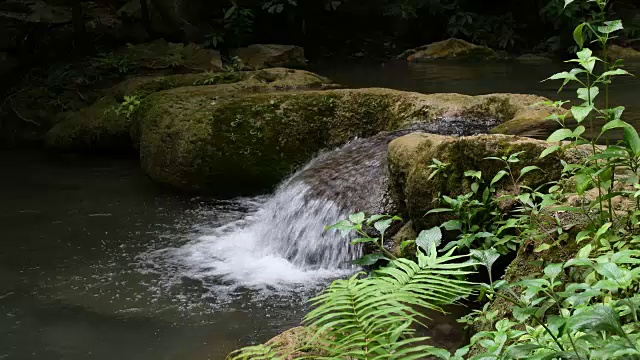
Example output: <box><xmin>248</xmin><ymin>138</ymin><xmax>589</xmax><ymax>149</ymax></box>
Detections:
<box><xmin>167</xmin><ymin>182</ymin><xmax>357</xmax><ymax>291</ymax></box>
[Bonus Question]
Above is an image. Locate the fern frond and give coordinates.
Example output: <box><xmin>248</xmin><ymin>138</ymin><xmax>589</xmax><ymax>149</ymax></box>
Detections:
<box><xmin>226</xmin><ymin>344</ymin><xmax>281</xmax><ymax>360</ymax></box>
<box><xmin>304</xmin><ymin>249</ymin><xmax>475</xmax><ymax>359</ymax></box>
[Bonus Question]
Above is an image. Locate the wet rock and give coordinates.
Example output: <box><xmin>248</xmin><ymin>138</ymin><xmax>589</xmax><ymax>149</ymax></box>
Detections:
<box><xmin>515</xmin><ymin>53</ymin><xmax>553</xmax><ymax>63</ymax></box>
<box><xmin>45</xmin><ymin>68</ymin><xmax>331</xmax><ymax>151</ymax></box>
<box><xmin>388</xmin><ymin>133</ymin><xmax>578</xmax><ymax>230</ymax></box>
<box><xmin>137</xmin><ymin>89</ymin><xmax>556</xmax><ymax>193</ymax></box>
<box><xmin>231</xmin><ymin>44</ymin><xmax>306</xmax><ymax>70</ymax></box>
<box><xmin>398</xmin><ymin>38</ymin><xmax>498</xmax><ymax>62</ymax></box>
<box><xmin>0</xmin><ymin>0</ymin><xmax>72</xmax><ymax>25</ymax></box>
<box><xmin>44</xmin><ymin>97</ymin><xmax>131</xmax><ymax>152</ymax></box>
<box><xmin>113</xmin><ymin>39</ymin><xmax>223</xmax><ymax>72</ymax></box>
<box><xmin>607</xmin><ymin>44</ymin><xmax>640</xmax><ymax>59</ymax></box>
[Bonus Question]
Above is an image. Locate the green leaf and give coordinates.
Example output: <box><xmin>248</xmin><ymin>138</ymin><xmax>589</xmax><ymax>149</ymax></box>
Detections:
<box><xmin>471</xmin><ymin>182</ymin><xmax>479</xmax><ymax>194</ymax></box>
<box><xmin>374</xmin><ymin>218</ymin><xmax>394</xmax><ymax>234</ymax></box>
<box><xmin>567</xmin><ymin>305</ymin><xmax>627</xmax><ymax>338</ymax></box>
<box><xmin>327</xmin><ymin>220</ymin><xmax>355</xmax><ymax>235</ymax></box>
<box><xmin>520</xmin><ymin>166</ymin><xmax>541</xmax><ymax>177</ymax></box>
<box><xmin>571</xmin><ymin>104</ymin><xmax>594</xmax><ymax>123</ymax></box>
<box><xmin>564</xmin><ymin>0</ymin><xmax>574</xmax><ymax>7</ymax></box>
<box><xmin>442</xmin><ymin>219</ymin><xmax>462</xmax><ymax>231</ymax></box>
<box><xmin>601</xmin><ymin>119</ymin><xmax>633</xmax><ymax>133</ymax></box>
<box><xmin>623</xmin><ymin>125</ymin><xmax>640</xmax><ymax>156</ymax></box>
<box><xmin>540</xmin><ymin>145</ymin><xmax>561</xmax><ymax>158</ymax></box>
<box><xmin>471</xmin><ymin>248</ymin><xmax>500</xmax><ymax>273</ymax></box>
<box><xmin>366</xmin><ymin>214</ymin><xmax>387</xmax><ymax>225</ymax></box>
<box><xmin>573</xmin><ymin>125</ymin><xmax>586</xmax><ymax>137</ymax></box>
<box><xmin>427</xmin><ymin>208</ymin><xmax>454</xmax><ymax>214</ymax></box>
<box><xmin>544</xmin><ymin>263</ymin><xmax>564</xmax><ymax>280</ymax></box>
<box><xmin>350</xmin><ymin>237</ymin><xmax>378</xmax><ymax>245</ymax></box>
<box><xmin>547</xmin><ymin>128</ymin><xmax>574</xmax><ymax>142</ymax></box>
<box><xmin>534</xmin><ymin>243</ymin><xmax>552</xmax><ymax>252</ymax></box>
<box><xmin>573</xmin><ymin>23</ymin><xmax>586</xmax><ymax>49</ymax></box>
<box><xmin>598</xmin><ymin>20</ymin><xmax>624</xmax><ymax>34</ymax></box>
<box><xmin>512</xmin><ymin>307</ymin><xmax>539</xmax><ymax>322</ymax></box>
<box><xmin>601</xmin><ymin>68</ymin><xmax>631</xmax><ymax>78</ymax></box>
<box><xmin>416</xmin><ymin>227</ymin><xmax>442</xmax><ymax>254</ymax></box>
<box><xmin>577</xmin><ymin>86</ymin><xmax>599</xmax><ymax>103</ymax></box>
<box><xmin>352</xmin><ymin>253</ymin><xmax>388</xmax><ymax>266</ymax></box>
<box><xmin>490</xmin><ymin>170</ymin><xmax>508</xmax><ymax>186</ymax></box>
<box><xmin>464</xmin><ymin>170</ymin><xmax>482</xmax><ymax>179</ymax></box>
<box><xmin>545</xmin><ymin>71</ymin><xmax>578</xmax><ymax>82</ymax></box>
<box><xmin>348</xmin><ymin>212</ymin><xmax>365</xmax><ymax>225</ymax></box>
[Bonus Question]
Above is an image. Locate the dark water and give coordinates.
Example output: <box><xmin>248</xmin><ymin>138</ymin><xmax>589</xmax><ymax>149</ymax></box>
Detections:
<box><xmin>313</xmin><ymin>59</ymin><xmax>640</xmax><ymax>135</ymax></box>
<box><xmin>0</xmin><ymin>152</ymin><xmax>312</xmax><ymax>360</ymax></box>
<box><xmin>3</xmin><ymin>60</ymin><xmax>640</xmax><ymax>360</ymax></box>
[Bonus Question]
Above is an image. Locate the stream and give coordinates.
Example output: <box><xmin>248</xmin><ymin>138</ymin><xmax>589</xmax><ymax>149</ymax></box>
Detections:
<box><xmin>2</xmin><ymin>59</ymin><xmax>640</xmax><ymax>360</ymax></box>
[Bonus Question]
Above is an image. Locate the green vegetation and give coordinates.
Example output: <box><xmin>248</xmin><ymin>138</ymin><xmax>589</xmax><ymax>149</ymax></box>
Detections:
<box><xmin>229</xmin><ymin>0</ymin><xmax>640</xmax><ymax>358</ymax></box>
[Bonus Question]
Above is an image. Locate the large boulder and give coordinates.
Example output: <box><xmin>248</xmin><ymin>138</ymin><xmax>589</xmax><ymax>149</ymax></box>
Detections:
<box><xmin>398</xmin><ymin>38</ymin><xmax>498</xmax><ymax>62</ymax></box>
<box><xmin>388</xmin><ymin>133</ymin><xmax>584</xmax><ymax>230</ymax></box>
<box><xmin>136</xmin><ymin>90</ymin><xmax>556</xmax><ymax>193</ymax></box>
<box><xmin>231</xmin><ymin>44</ymin><xmax>306</xmax><ymax>70</ymax></box>
<box><xmin>607</xmin><ymin>44</ymin><xmax>640</xmax><ymax>60</ymax></box>
<box><xmin>106</xmin><ymin>39</ymin><xmax>223</xmax><ymax>72</ymax></box>
<box><xmin>44</xmin><ymin>68</ymin><xmax>332</xmax><ymax>151</ymax></box>
<box><xmin>44</xmin><ymin>97</ymin><xmax>130</xmax><ymax>152</ymax></box>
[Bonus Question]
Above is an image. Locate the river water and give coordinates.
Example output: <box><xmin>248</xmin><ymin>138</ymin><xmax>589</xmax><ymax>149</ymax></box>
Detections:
<box><xmin>2</xmin><ymin>59</ymin><xmax>640</xmax><ymax>360</ymax></box>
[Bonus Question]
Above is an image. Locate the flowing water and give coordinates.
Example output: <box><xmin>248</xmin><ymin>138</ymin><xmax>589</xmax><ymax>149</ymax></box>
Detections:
<box><xmin>2</xmin><ymin>60</ymin><xmax>640</xmax><ymax>360</ymax></box>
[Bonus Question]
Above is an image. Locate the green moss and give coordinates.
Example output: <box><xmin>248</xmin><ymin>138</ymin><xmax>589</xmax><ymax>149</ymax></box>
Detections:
<box><xmin>135</xmin><ymin>88</ymin><xmax>559</xmax><ymax>193</ymax></box>
<box><xmin>389</xmin><ymin>134</ymin><xmax>567</xmax><ymax>230</ymax></box>
<box><xmin>407</xmin><ymin>38</ymin><xmax>498</xmax><ymax>62</ymax></box>
<box><xmin>44</xmin><ymin>97</ymin><xmax>132</xmax><ymax>151</ymax></box>
<box><xmin>137</xmin><ymin>89</ymin><xmax>409</xmax><ymax>192</ymax></box>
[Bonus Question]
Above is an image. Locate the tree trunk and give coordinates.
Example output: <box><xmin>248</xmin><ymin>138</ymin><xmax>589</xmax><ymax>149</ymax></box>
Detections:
<box><xmin>71</xmin><ymin>0</ymin><xmax>86</xmax><ymax>44</ymax></box>
<box><xmin>140</xmin><ymin>0</ymin><xmax>152</xmax><ymax>33</ymax></box>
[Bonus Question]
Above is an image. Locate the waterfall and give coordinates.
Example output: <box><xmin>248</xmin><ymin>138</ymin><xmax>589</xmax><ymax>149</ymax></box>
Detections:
<box><xmin>145</xmin><ymin>117</ymin><xmax>500</xmax><ymax>298</ymax></box>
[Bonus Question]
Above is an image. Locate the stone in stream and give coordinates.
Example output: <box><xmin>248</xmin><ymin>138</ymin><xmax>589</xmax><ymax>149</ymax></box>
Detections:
<box><xmin>135</xmin><ymin>88</ymin><xmax>557</xmax><ymax>193</ymax></box>
<box><xmin>397</xmin><ymin>38</ymin><xmax>498</xmax><ymax>62</ymax></box>
<box><xmin>230</xmin><ymin>44</ymin><xmax>307</xmax><ymax>70</ymax></box>
<box><xmin>44</xmin><ymin>68</ymin><xmax>331</xmax><ymax>151</ymax></box>
<box><xmin>387</xmin><ymin>132</ymin><xmax>588</xmax><ymax>231</ymax></box>
<box><xmin>606</xmin><ymin>44</ymin><xmax>640</xmax><ymax>60</ymax></box>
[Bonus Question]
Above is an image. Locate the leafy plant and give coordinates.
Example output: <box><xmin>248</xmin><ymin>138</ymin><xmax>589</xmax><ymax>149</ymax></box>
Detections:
<box><xmin>303</xmin><ymin>240</ymin><xmax>476</xmax><ymax>359</ymax></box>
<box><xmin>93</xmin><ymin>52</ymin><xmax>135</xmax><ymax>74</ymax></box>
<box><xmin>115</xmin><ymin>95</ymin><xmax>142</xmax><ymax>119</ymax></box>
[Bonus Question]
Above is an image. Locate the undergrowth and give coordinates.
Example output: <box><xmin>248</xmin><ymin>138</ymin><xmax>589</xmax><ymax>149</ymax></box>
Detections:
<box><xmin>229</xmin><ymin>0</ymin><xmax>640</xmax><ymax>358</ymax></box>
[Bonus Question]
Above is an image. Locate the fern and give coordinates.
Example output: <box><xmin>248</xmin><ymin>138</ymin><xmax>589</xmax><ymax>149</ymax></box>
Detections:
<box><xmin>226</xmin><ymin>344</ymin><xmax>281</xmax><ymax>360</ymax></box>
<box><xmin>303</xmin><ymin>245</ymin><xmax>476</xmax><ymax>359</ymax></box>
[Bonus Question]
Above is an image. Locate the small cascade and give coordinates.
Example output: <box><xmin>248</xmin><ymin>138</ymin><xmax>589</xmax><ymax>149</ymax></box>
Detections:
<box><xmin>147</xmin><ymin>117</ymin><xmax>499</xmax><ymax>296</ymax></box>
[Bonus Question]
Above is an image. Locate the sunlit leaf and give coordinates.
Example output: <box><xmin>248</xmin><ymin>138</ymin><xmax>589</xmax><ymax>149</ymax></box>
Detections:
<box><xmin>598</xmin><ymin>20</ymin><xmax>624</xmax><ymax>34</ymax></box>
<box><xmin>416</xmin><ymin>227</ymin><xmax>442</xmax><ymax>255</ymax></box>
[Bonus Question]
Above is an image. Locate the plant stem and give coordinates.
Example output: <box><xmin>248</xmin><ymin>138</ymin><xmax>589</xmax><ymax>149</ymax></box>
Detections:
<box><xmin>491</xmin><ymin>291</ymin><xmax>566</xmax><ymax>352</ymax></box>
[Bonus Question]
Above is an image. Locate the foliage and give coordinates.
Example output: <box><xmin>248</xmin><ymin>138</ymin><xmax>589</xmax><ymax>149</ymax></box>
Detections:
<box><xmin>93</xmin><ymin>52</ymin><xmax>135</xmax><ymax>74</ymax></box>
<box><xmin>229</xmin><ymin>1</ymin><xmax>640</xmax><ymax>359</ymax></box>
<box><xmin>426</xmin><ymin>152</ymin><xmax>552</xmax><ymax>255</ymax></box>
<box><xmin>463</xmin><ymin>1</ymin><xmax>640</xmax><ymax>358</ymax></box>
<box><xmin>227</xmin><ymin>345</ymin><xmax>281</xmax><ymax>360</ymax></box>
<box><xmin>115</xmin><ymin>95</ymin><xmax>142</xmax><ymax>119</ymax></box>
<box><xmin>223</xmin><ymin>2</ymin><xmax>255</xmax><ymax>48</ymax></box>
<box><xmin>327</xmin><ymin>213</ymin><xmax>402</xmax><ymax>265</ymax></box>
<box><xmin>303</xmin><ymin>241</ymin><xmax>476</xmax><ymax>359</ymax></box>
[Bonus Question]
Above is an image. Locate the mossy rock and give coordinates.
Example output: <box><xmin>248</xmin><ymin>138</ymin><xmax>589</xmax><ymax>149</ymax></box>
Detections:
<box><xmin>137</xmin><ymin>88</ymin><xmax>556</xmax><ymax>193</ymax></box>
<box><xmin>607</xmin><ymin>44</ymin><xmax>640</xmax><ymax>60</ymax></box>
<box><xmin>399</xmin><ymin>38</ymin><xmax>498</xmax><ymax>62</ymax></box>
<box><xmin>388</xmin><ymin>133</ymin><xmax>578</xmax><ymax>230</ymax></box>
<box><xmin>45</xmin><ymin>68</ymin><xmax>332</xmax><ymax>151</ymax></box>
<box><xmin>264</xmin><ymin>327</ymin><xmax>325</xmax><ymax>359</ymax></box>
<box><xmin>230</xmin><ymin>44</ymin><xmax>306</xmax><ymax>70</ymax></box>
<box><xmin>107</xmin><ymin>39</ymin><xmax>223</xmax><ymax>72</ymax></box>
<box><xmin>44</xmin><ymin>97</ymin><xmax>131</xmax><ymax>151</ymax></box>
